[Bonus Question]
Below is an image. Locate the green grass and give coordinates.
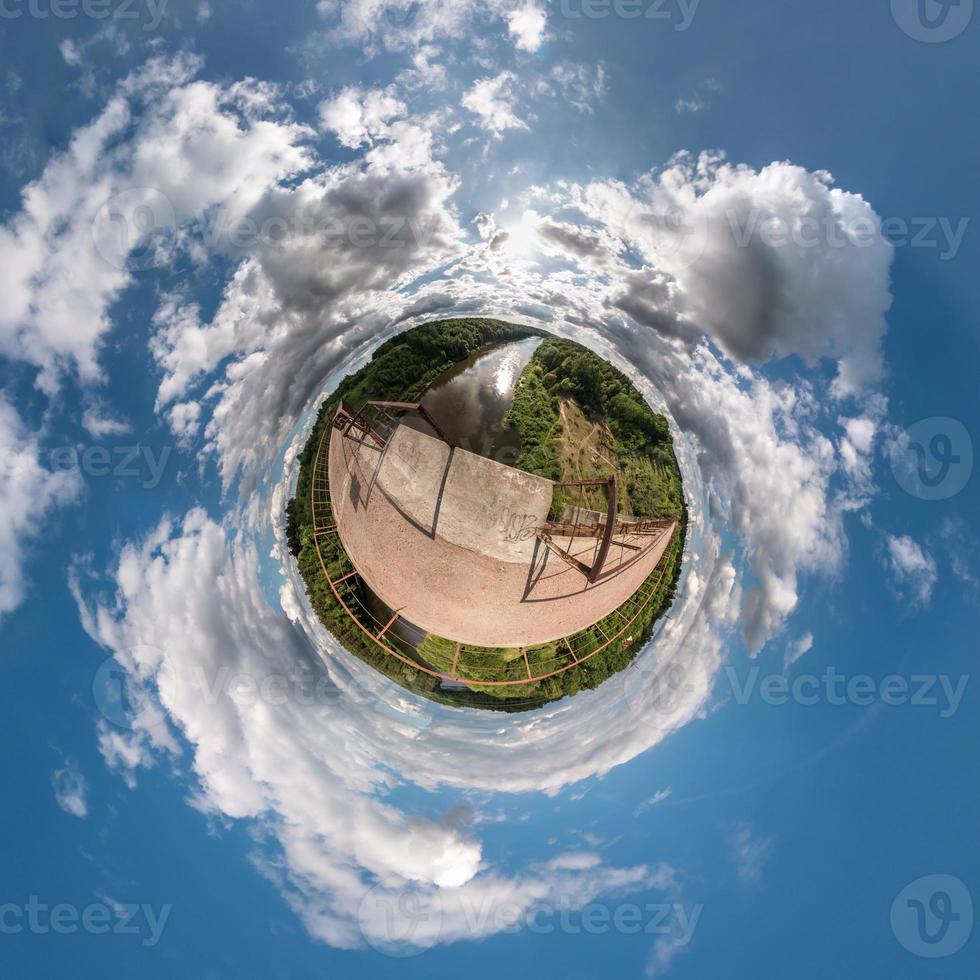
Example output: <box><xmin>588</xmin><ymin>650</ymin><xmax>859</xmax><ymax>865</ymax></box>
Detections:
<box><xmin>504</xmin><ymin>337</ymin><xmax>685</xmax><ymax>521</ymax></box>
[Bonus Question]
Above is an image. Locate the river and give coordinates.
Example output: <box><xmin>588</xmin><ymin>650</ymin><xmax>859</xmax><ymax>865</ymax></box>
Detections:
<box><xmin>401</xmin><ymin>336</ymin><xmax>542</xmax><ymax>466</ymax></box>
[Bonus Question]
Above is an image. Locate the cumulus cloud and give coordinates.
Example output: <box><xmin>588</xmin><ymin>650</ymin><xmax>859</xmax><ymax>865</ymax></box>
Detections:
<box><xmin>73</xmin><ymin>509</ymin><xmax>676</xmax><ymax>948</ymax></box>
<box><xmin>0</xmin><ymin>53</ymin><xmax>314</xmax><ymax>394</ymax></box>
<box><xmin>81</xmin><ymin>399</ymin><xmax>132</xmax><ymax>438</ymax></box>
<box><xmin>0</xmin><ymin>396</ymin><xmax>81</xmax><ymax>619</ymax></box>
<box><xmin>882</xmin><ymin>534</ymin><xmax>938</xmax><ymax>609</ymax></box>
<box><xmin>506</xmin><ymin>3</ymin><xmax>548</xmax><ymax>52</ymax></box>
<box><xmin>317</xmin><ymin>0</ymin><xmax>550</xmax><ymax>56</ymax></box>
<box><xmin>318</xmin><ymin>86</ymin><xmax>406</xmax><ymax>147</ymax></box>
<box><xmin>577</xmin><ymin>153</ymin><xmax>892</xmax><ymax>397</ymax></box>
<box><xmin>149</xmin><ymin>120</ymin><xmax>465</xmax><ymax>490</ymax></box>
<box><xmin>51</xmin><ymin>757</ymin><xmax>89</xmax><ymax>818</ymax></box>
<box><xmin>462</xmin><ymin>72</ymin><xmax>529</xmax><ymax>137</ymax></box>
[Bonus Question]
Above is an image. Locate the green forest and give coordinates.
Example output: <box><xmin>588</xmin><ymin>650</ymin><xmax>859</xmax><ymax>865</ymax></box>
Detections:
<box><xmin>504</xmin><ymin>336</ymin><xmax>685</xmax><ymax>522</ymax></box>
<box><xmin>285</xmin><ymin>319</ymin><xmax>686</xmax><ymax>711</ymax></box>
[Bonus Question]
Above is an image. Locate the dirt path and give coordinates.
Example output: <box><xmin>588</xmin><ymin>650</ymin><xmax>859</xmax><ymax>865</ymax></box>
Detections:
<box><xmin>556</xmin><ymin>398</ymin><xmax>627</xmax><ymax>509</ymax></box>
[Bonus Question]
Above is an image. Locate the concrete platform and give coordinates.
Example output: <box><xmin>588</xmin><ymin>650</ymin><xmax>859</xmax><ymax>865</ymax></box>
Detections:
<box><xmin>329</xmin><ymin>420</ymin><xmax>674</xmax><ymax>648</ymax></box>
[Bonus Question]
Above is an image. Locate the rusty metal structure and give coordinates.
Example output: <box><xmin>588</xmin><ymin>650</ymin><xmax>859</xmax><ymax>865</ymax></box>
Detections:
<box><xmin>333</xmin><ymin>400</ymin><xmax>450</xmax><ymax>449</ymax></box>
<box><xmin>536</xmin><ymin>477</ymin><xmax>677</xmax><ymax>585</ymax></box>
<box><xmin>310</xmin><ymin>404</ymin><xmax>678</xmax><ymax>689</ymax></box>
<box><xmin>537</xmin><ymin>477</ymin><xmax>619</xmax><ymax>583</ymax></box>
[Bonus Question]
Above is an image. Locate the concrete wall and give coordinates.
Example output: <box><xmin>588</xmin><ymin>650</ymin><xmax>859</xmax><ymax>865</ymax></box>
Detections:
<box><xmin>378</xmin><ymin>425</ymin><xmax>553</xmax><ymax>564</ymax></box>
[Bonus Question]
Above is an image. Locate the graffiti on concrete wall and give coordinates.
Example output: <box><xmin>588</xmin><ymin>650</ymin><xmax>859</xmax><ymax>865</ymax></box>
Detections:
<box><xmin>497</xmin><ymin>507</ymin><xmax>539</xmax><ymax>543</ymax></box>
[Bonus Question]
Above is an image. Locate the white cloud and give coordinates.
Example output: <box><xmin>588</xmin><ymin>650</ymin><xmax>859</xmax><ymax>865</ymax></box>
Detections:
<box><xmin>675</xmin><ymin>97</ymin><xmax>705</xmax><ymax>114</ymax></box>
<box><xmin>166</xmin><ymin>401</ymin><xmax>203</xmax><ymax>445</ymax></box>
<box><xmin>636</xmin><ymin>788</ymin><xmax>673</xmax><ymax>814</ymax></box>
<box><xmin>882</xmin><ymin>534</ymin><xmax>938</xmax><ymax>609</ymax></box>
<box><xmin>317</xmin><ymin>0</ymin><xmax>548</xmax><ymax>55</ymax></box>
<box><xmin>95</xmin><ymin>722</ymin><xmax>159</xmax><ymax>789</ymax></box>
<box><xmin>646</xmin><ymin>934</ymin><xmax>688</xmax><ymax>979</ymax></box>
<box><xmin>52</xmin><ymin>758</ymin><xmax>89</xmax><ymax>818</ymax></box>
<box><xmin>0</xmin><ymin>396</ymin><xmax>81</xmax><ymax>619</ymax></box>
<box><xmin>73</xmin><ymin>510</ymin><xmax>675</xmax><ymax>948</ymax></box>
<box><xmin>462</xmin><ymin>72</ymin><xmax>529</xmax><ymax>137</ymax></box>
<box><xmin>730</xmin><ymin>823</ymin><xmax>773</xmax><ymax>885</ymax></box>
<box><xmin>784</xmin><ymin>632</ymin><xmax>814</xmax><ymax>670</ymax></box>
<box><xmin>674</xmin><ymin>78</ymin><xmax>721</xmax><ymax>115</ymax></box>
<box><xmin>547</xmin><ymin>852</ymin><xmax>601</xmax><ymax>871</ymax></box>
<box><xmin>537</xmin><ymin>63</ymin><xmax>606</xmax><ymax>114</ymax></box>
<box><xmin>318</xmin><ymin>86</ymin><xmax>406</xmax><ymax>147</ymax></box>
<box><xmin>149</xmin><ymin>138</ymin><xmax>465</xmax><ymax>489</ymax></box>
<box><xmin>82</xmin><ymin>400</ymin><xmax>131</xmax><ymax>438</ymax></box>
<box><xmin>0</xmin><ymin>54</ymin><xmax>314</xmax><ymax>394</ymax></box>
<box><xmin>506</xmin><ymin>3</ymin><xmax>548</xmax><ymax>52</ymax></box>
<box><xmin>936</xmin><ymin>518</ymin><xmax>978</xmax><ymax>593</ymax></box>
<box><xmin>577</xmin><ymin>153</ymin><xmax>893</xmax><ymax>398</ymax></box>
<box><xmin>396</xmin><ymin>45</ymin><xmax>449</xmax><ymax>90</ymax></box>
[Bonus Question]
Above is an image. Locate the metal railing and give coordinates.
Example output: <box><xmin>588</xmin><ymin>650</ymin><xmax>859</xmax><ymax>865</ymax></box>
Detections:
<box><xmin>308</xmin><ymin>406</ymin><xmax>678</xmax><ymax>688</ymax></box>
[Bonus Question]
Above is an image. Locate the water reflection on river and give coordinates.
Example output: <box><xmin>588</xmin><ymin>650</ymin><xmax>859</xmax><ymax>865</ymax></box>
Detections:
<box><xmin>402</xmin><ymin>336</ymin><xmax>542</xmax><ymax>466</ymax></box>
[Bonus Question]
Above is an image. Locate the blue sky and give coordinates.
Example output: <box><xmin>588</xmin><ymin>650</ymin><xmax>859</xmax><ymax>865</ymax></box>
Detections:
<box><xmin>0</xmin><ymin>0</ymin><xmax>977</xmax><ymax>977</ymax></box>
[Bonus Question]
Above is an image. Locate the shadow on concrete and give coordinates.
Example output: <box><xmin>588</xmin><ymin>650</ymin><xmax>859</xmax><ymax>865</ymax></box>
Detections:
<box><xmin>346</xmin><ymin>433</ymin><xmax>457</xmax><ymax>543</ymax></box>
